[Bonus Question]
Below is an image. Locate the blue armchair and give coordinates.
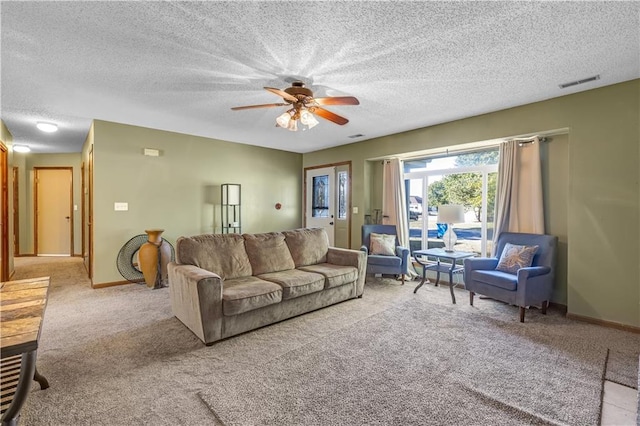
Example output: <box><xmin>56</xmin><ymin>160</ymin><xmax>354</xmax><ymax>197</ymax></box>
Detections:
<box><xmin>360</xmin><ymin>225</ymin><xmax>410</xmax><ymax>284</ymax></box>
<box><xmin>463</xmin><ymin>232</ymin><xmax>557</xmax><ymax>322</ymax></box>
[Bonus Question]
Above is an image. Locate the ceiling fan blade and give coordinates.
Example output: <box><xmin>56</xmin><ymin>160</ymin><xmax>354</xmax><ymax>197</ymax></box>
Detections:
<box><xmin>312</xmin><ymin>107</ymin><xmax>349</xmax><ymax>125</ymax></box>
<box><xmin>231</xmin><ymin>103</ymin><xmax>288</xmax><ymax>111</ymax></box>
<box><xmin>264</xmin><ymin>87</ymin><xmax>298</xmax><ymax>103</ymax></box>
<box><xmin>312</xmin><ymin>96</ymin><xmax>360</xmax><ymax>106</ymax></box>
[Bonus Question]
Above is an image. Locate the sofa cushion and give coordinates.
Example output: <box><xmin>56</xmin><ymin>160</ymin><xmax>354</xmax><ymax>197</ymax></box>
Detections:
<box><xmin>222</xmin><ymin>276</ymin><xmax>282</xmax><ymax>316</ymax></box>
<box><xmin>243</xmin><ymin>232</ymin><xmax>295</xmax><ymax>275</ymax></box>
<box><xmin>176</xmin><ymin>234</ymin><xmax>251</xmax><ymax>280</ymax></box>
<box><xmin>258</xmin><ymin>269</ymin><xmax>325</xmax><ymax>300</ymax></box>
<box><xmin>283</xmin><ymin>228</ymin><xmax>329</xmax><ymax>267</ymax></box>
<box><xmin>367</xmin><ymin>254</ymin><xmax>402</xmax><ymax>267</ymax></box>
<box><xmin>299</xmin><ymin>263</ymin><xmax>358</xmax><ymax>289</ymax></box>
<box><xmin>470</xmin><ymin>270</ymin><xmax>518</xmax><ymax>291</ymax></box>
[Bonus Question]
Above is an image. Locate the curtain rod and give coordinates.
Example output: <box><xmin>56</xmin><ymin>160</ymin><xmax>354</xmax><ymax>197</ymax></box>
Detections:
<box><xmin>515</xmin><ymin>136</ymin><xmax>550</xmax><ymax>146</ymax></box>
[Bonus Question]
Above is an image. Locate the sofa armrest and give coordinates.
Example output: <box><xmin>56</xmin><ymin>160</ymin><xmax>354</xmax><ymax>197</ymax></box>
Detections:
<box><xmin>168</xmin><ymin>262</ymin><xmax>224</xmax><ymax>345</ymax></box>
<box><xmin>327</xmin><ymin>247</ymin><xmax>367</xmax><ymax>297</ymax></box>
<box><xmin>360</xmin><ymin>245</ymin><xmax>368</xmax><ymax>255</ymax></box>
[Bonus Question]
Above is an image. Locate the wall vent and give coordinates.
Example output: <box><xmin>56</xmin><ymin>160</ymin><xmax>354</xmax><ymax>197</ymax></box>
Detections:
<box><xmin>559</xmin><ymin>74</ymin><xmax>600</xmax><ymax>89</ymax></box>
<box><xmin>348</xmin><ymin>134</ymin><xmax>364</xmax><ymax>138</ymax></box>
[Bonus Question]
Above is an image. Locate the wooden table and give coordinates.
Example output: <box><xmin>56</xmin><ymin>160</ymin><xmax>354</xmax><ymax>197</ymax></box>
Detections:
<box><xmin>413</xmin><ymin>248</ymin><xmax>475</xmax><ymax>304</ymax></box>
<box><xmin>0</xmin><ymin>277</ymin><xmax>51</xmax><ymax>426</ymax></box>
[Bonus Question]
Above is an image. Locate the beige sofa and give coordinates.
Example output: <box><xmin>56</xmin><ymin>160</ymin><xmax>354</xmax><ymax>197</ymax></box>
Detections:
<box><xmin>168</xmin><ymin>228</ymin><xmax>367</xmax><ymax>345</ymax></box>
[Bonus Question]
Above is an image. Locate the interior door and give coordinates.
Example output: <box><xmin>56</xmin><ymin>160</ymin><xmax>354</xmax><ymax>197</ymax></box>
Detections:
<box><xmin>35</xmin><ymin>168</ymin><xmax>72</xmax><ymax>256</ymax></box>
<box><xmin>305</xmin><ymin>166</ymin><xmax>335</xmax><ymax>246</ymax></box>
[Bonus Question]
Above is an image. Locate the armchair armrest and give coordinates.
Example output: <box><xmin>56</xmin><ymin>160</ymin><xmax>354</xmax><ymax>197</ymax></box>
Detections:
<box><xmin>516</xmin><ymin>266</ymin><xmax>553</xmax><ymax>307</ymax></box>
<box><xmin>168</xmin><ymin>263</ymin><xmax>224</xmax><ymax>345</ymax></box>
<box><xmin>517</xmin><ymin>266</ymin><xmax>551</xmax><ymax>280</ymax></box>
<box><xmin>328</xmin><ymin>247</ymin><xmax>367</xmax><ymax>296</ymax></box>
<box><xmin>395</xmin><ymin>246</ymin><xmax>410</xmax><ymax>274</ymax></box>
<box><xmin>360</xmin><ymin>245</ymin><xmax>369</xmax><ymax>255</ymax></box>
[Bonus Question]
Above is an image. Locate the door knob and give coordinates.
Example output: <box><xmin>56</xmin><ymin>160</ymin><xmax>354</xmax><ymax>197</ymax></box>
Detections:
<box><xmin>329</xmin><ymin>222</ymin><xmax>334</xmax><ymax>225</ymax></box>
<box><xmin>65</xmin><ymin>216</ymin><xmax>70</xmax><ymax>219</ymax></box>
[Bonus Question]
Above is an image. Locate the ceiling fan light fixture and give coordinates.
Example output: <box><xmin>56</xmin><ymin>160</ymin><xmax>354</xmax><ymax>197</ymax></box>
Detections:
<box><xmin>286</xmin><ymin>117</ymin><xmax>298</xmax><ymax>132</ymax></box>
<box><xmin>300</xmin><ymin>109</ymin><xmax>319</xmax><ymax>129</ymax></box>
<box><xmin>36</xmin><ymin>122</ymin><xmax>58</xmax><ymax>133</ymax></box>
<box><xmin>276</xmin><ymin>111</ymin><xmax>292</xmax><ymax>128</ymax></box>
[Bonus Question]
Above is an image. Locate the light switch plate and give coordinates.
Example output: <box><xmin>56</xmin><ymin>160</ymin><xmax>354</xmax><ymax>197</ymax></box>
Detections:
<box><xmin>114</xmin><ymin>202</ymin><xmax>128</xmax><ymax>211</ymax></box>
<box><xmin>352</xmin><ymin>207</ymin><xmax>358</xmax><ymax>214</ymax></box>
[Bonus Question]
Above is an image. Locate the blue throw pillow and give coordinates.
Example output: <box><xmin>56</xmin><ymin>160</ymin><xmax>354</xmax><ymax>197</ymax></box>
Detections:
<box><xmin>495</xmin><ymin>243</ymin><xmax>539</xmax><ymax>274</ymax></box>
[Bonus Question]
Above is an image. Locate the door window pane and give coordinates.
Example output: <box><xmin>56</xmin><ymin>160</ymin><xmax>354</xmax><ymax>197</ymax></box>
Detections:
<box><xmin>337</xmin><ymin>171</ymin><xmax>347</xmax><ymax>220</ymax></box>
<box><xmin>312</xmin><ymin>175</ymin><xmax>329</xmax><ymax>218</ymax></box>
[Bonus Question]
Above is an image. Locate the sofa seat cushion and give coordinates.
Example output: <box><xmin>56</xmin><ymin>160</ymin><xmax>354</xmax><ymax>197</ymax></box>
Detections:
<box><xmin>243</xmin><ymin>232</ymin><xmax>295</xmax><ymax>275</ymax></box>
<box><xmin>298</xmin><ymin>263</ymin><xmax>358</xmax><ymax>289</ymax></box>
<box><xmin>367</xmin><ymin>254</ymin><xmax>402</xmax><ymax>267</ymax></box>
<box><xmin>470</xmin><ymin>270</ymin><xmax>517</xmax><ymax>291</ymax></box>
<box><xmin>258</xmin><ymin>269</ymin><xmax>325</xmax><ymax>300</ymax></box>
<box><xmin>222</xmin><ymin>277</ymin><xmax>282</xmax><ymax>316</ymax></box>
<box><xmin>283</xmin><ymin>228</ymin><xmax>329</xmax><ymax>267</ymax></box>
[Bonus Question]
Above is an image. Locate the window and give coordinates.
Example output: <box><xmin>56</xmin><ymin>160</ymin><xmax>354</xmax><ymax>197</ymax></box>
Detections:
<box><xmin>404</xmin><ymin>148</ymin><xmax>499</xmax><ymax>257</ymax></box>
<box><xmin>337</xmin><ymin>171</ymin><xmax>348</xmax><ymax>220</ymax></box>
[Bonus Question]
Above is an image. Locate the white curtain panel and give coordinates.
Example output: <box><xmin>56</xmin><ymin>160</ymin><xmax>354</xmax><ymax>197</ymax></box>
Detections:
<box><xmin>382</xmin><ymin>158</ymin><xmax>410</xmax><ymax>248</ymax></box>
<box><xmin>493</xmin><ymin>138</ymin><xmax>545</xmax><ymax>254</ymax></box>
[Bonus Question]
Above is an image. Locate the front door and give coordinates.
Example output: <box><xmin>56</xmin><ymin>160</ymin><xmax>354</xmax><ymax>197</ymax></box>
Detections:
<box><xmin>305</xmin><ymin>166</ymin><xmax>335</xmax><ymax>246</ymax></box>
<box><xmin>35</xmin><ymin>168</ymin><xmax>73</xmax><ymax>256</ymax></box>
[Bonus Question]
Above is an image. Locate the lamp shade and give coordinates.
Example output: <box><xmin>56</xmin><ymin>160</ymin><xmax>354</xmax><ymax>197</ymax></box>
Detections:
<box><xmin>223</xmin><ymin>184</ymin><xmax>241</xmax><ymax>205</ymax></box>
<box><xmin>437</xmin><ymin>204</ymin><xmax>465</xmax><ymax>224</ymax></box>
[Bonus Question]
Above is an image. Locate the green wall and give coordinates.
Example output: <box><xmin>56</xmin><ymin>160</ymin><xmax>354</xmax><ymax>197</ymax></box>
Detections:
<box><xmin>303</xmin><ymin>79</ymin><xmax>639</xmax><ymax>328</ymax></box>
<box><xmin>89</xmin><ymin>121</ymin><xmax>303</xmax><ymax>285</ymax></box>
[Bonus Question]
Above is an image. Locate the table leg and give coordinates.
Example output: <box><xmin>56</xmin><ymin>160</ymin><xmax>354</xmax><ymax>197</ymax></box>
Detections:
<box><xmin>413</xmin><ymin>264</ymin><xmax>428</xmax><ymax>294</ymax></box>
<box><xmin>34</xmin><ymin>367</ymin><xmax>49</xmax><ymax>390</ymax></box>
<box><xmin>1</xmin><ymin>352</ymin><xmax>36</xmax><ymax>426</ymax></box>
<box><xmin>448</xmin><ymin>266</ymin><xmax>456</xmax><ymax>304</ymax></box>
<box><xmin>434</xmin><ymin>259</ymin><xmax>441</xmax><ymax>286</ymax></box>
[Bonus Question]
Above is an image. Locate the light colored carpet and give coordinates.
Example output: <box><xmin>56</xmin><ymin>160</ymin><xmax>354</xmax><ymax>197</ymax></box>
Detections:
<box><xmin>199</xmin><ymin>296</ymin><xmax>605</xmax><ymax>426</ymax></box>
<box><xmin>10</xmin><ymin>257</ymin><xmax>639</xmax><ymax>425</ymax></box>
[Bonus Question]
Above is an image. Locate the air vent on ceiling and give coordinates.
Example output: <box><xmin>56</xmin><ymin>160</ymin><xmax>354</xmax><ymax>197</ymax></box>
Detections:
<box><xmin>348</xmin><ymin>134</ymin><xmax>364</xmax><ymax>138</ymax></box>
<box><xmin>559</xmin><ymin>74</ymin><xmax>600</xmax><ymax>89</ymax></box>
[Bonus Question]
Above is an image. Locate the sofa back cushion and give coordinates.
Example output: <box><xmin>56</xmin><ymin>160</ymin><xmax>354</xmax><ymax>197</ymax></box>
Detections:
<box><xmin>282</xmin><ymin>228</ymin><xmax>329</xmax><ymax>267</ymax></box>
<box><xmin>243</xmin><ymin>232</ymin><xmax>295</xmax><ymax>275</ymax></box>
<box><xmin>176</xmin><ymin>234</ymin><xmax>252</xmax><ymax>280</ymax></box>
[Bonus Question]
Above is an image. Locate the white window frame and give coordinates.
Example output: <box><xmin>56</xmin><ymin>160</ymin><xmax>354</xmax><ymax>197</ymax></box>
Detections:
<box><xmin>405</xmin><ymin>163</ymin><xmax>498</xmax><ymax>257</ymax></box>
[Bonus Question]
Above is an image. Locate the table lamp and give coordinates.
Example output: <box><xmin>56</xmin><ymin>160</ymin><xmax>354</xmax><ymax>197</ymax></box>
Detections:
<box><xmin>437</xmin><ymin>204</ymin><xmax>465</xmax><ymax>252</ymax></box>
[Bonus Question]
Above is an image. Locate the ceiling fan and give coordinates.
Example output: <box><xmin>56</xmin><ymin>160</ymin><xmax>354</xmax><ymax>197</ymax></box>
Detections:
<box><xmin>231</xmin><ymin>81</ymin><xmax>359</xmax><ymax>131</ymax></box>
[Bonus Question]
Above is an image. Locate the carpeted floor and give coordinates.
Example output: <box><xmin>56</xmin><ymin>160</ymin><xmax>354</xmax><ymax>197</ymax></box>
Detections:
<box><xmin>10</xmin><ymin>257</ymin><xmax>640</xmax><ymax>425</ymax></box>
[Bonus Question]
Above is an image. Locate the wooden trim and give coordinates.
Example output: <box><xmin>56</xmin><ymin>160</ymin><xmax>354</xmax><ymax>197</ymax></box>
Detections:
<box><xmin>566</xmin><ymin>313</ymin><xmax>640</xmax><ymax>334</ymax></box>
<box><xmin>14</xmin><ymin>254</ymin><xmax>37</xmax><ymax>257</ymax></box>
<box><xmin>81</xmin><ymin>162</ymin><xmax>85</xmax><ymax>264</ymax></box>
<box><xmin>34</xmin><ymin>167</ymin><xmax>73</xmax><ymax>256</ymax></box>
<box><xmin>0</xmin><ymin>141</ymin><xmax>9</xmax><ymax>281</ymax></box>
<box><xmin>303</xmin><ymin>161</ymin><xmax>352</xmax><ymax>248</ymax></box>
<box><xmin>12</xmin><ymin>167</ymin><xmax>19</xmax><ymax>255</ymax></box>
<box><xmin>92</xmin><ymin>279</ymin><xmax>143</xmax><ymax>289</ymax></box>
<box><xmin>549</xmin><ymin>301</ymin><xmax>567</xmax><ymax>314</ymax></box>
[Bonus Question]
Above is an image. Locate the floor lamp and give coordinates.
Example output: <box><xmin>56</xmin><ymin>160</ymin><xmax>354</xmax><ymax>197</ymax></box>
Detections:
<box><xmin>438</xmin><ymin>205</ymin><xmax>465</xmax><ymax>252</ymax></box>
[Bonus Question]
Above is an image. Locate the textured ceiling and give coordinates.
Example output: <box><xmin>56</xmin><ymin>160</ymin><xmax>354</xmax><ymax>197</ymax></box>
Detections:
<box><xmin>2</xmin><ymin>1</ymin><xmax>639</xmax><ymax>154</ymax></box>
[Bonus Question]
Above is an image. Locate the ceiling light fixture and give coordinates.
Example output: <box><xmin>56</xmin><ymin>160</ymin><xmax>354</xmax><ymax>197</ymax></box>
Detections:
<box><xmin>36</xmin><ymin>122</ymin><xmax>58</xmax><ymax>132</ymax></box>
<box><xmin>13</xmin><ymin>145</ymin><xmax>31</xmax><ymax>153</ymax></box>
